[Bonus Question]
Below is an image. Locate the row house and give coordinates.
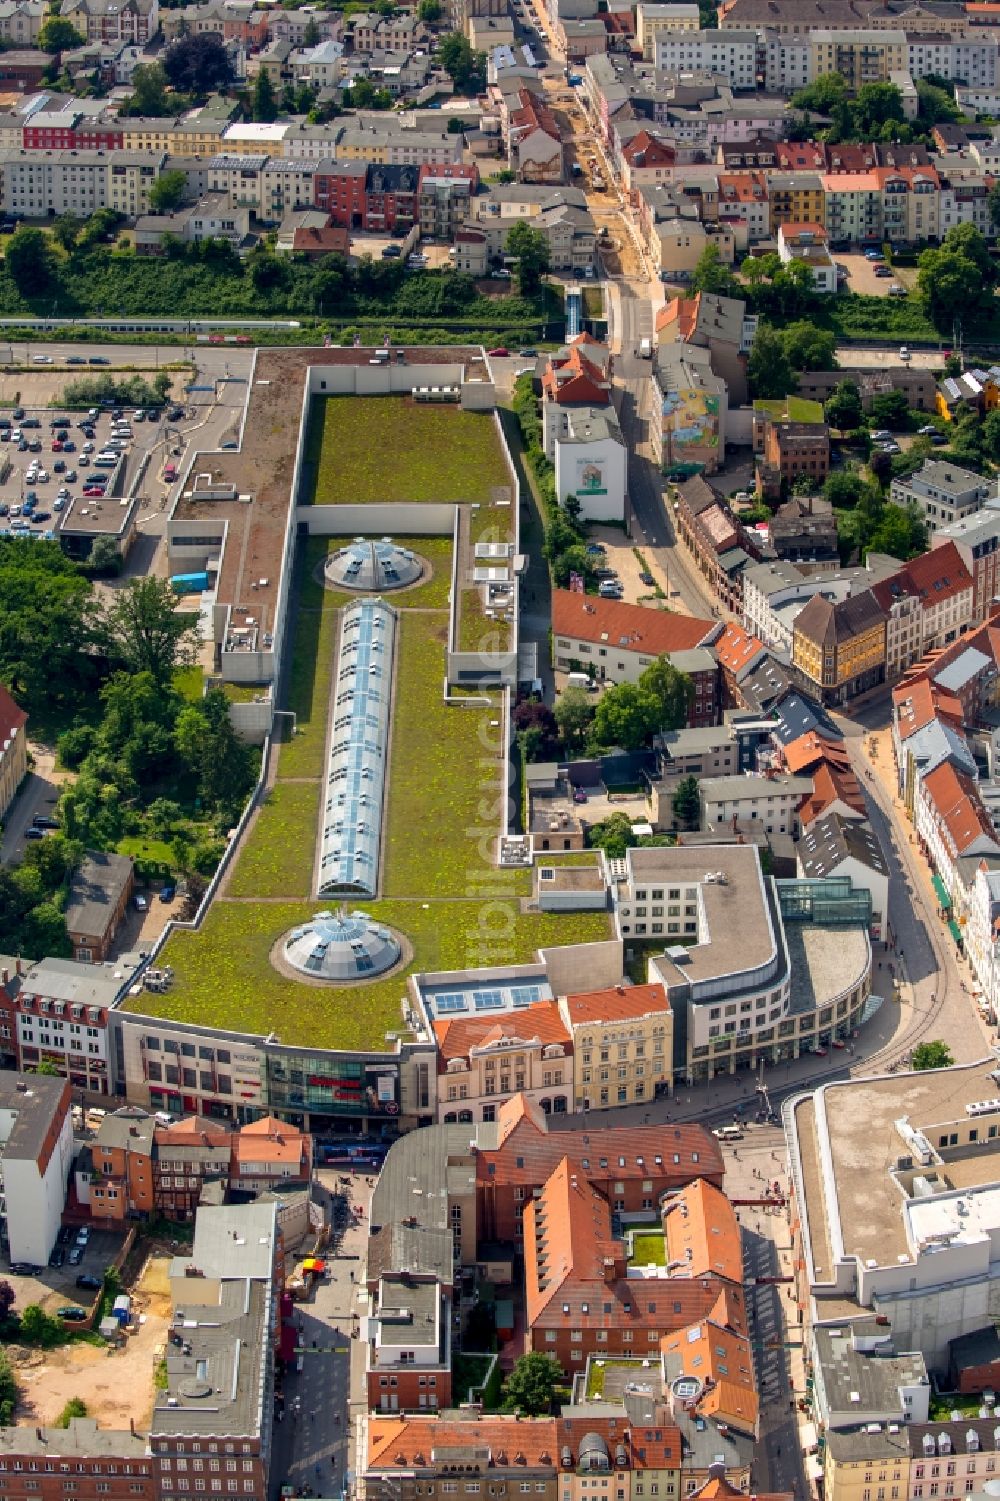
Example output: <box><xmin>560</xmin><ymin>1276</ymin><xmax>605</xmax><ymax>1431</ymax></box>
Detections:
<box><xmin>675</xmin><ymin>473</ymin><xmax>756</xmax><ymax>611</ymax></box>
<box><xmin>348</xmin><ymin>11</ymin><xmax>429</xmax><ymax>50</ymax></box>
<box><xmin>60</xmin><ymin>0</ymin><xmax>158</xmax><ymax>42</ymax></box>
<box><xmin>792</xmin><ymin>590</ymin><xmax>888</xmax><ymax>705</ymax></box>
<box><xmin>717</xmin><ymin>170</ymin><xmax>770</xmax><ymax>247</ymax></box>
<box><xmin>83</xmin><ymin>1107</ymin><xmax>313</xmax><ymax>1224</ymax></box>
<box><xmin>0</xmin><ymin>1423</ymin><xmax>154</xmax><ymax>1501</ymax></box>
<box><xmin>162</xmin><ymin>1</ymin><xmax>270</xmax><ymax>45</ymax></box>
<box><xmin>0</xmin><ymin>0</ymin><xmax>47</xmax><ymax>45</ymax></box>
<box><xmin>653</xmin><ymin>28</ymin><xmax>758</xmax><ymax>88</ymax></box>
<box><xmin>206</xmin><ymin>153</ymin><xmax>316</xmax><ymax>218</ymax></box>
<box><xmin>13</xmin><ymin>957</ymin><xmax>118</xmax><ymax>1096</ymax></box>
<box><xmin>933</xmin><ymin>504</ymin><xmax>1000</xmax><ymax>620</ymax></box>
<box><xmin>433</xmin><ymin>998</ymin><xmax>573</xmax><ymax>1124</ymax></box>
<box><xmin>0</xmin><ymin>146</ymin><xmax>149</xmax><ymax>219</ymax></box>
<box><xmin>271</xmin><ymin>6</ymin><xmax>341</xmax><ymax>43</ymax></box>
<box><xmin>915</xmin><ymin>757</ymin><xmax>999</xmax><ymax>907</ymax></box>
<box><xmin>768</xmin><ymin>170</ymin><xmax>825</xmax><ymax>231</ymax></box>
<box><xmin>314</xmin><ymin>161</ymin><xmax>419</xmax><ymax>231</ymax></box>
<box><xmin>334</xmin><ymin>125</ymin><xmax>463</xmax><ymax>166</ymax></box>
<box><xmin>908</xmin><ymin>32</ymin><xmax>1000</xmax><ymax>83</ymax></box>
<box><xmin>507</xmin><ymin>88</ymin><xmax>563</xmax><ymax>183</ymax></box>
<box><xmin>810</xmin><ymin>28</ymin><xmax>907</xmax><ymax>89</ymax></box>
<box><xmin>22</xmin><ymin>110</ymin><xmax>124</xmax><ymax>151</ymax></box>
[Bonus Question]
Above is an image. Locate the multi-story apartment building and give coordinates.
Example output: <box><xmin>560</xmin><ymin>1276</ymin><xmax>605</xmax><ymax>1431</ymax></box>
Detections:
<box><xmin>0</xmin><ymin>148</ymin><xmax>161</xmax><ymax>219</ymax></box>
<box><xmin>61</xmin><ymin>0</ymin><xmax>158</xmax><ymax>43</ymax></box>
<box><xmin>636</xmin><ymin>2</ymin><xmax>699</xmax><ymax>57</ymax></box>
<box><xmin>0</xmin><ymin>1422</ymin><xmax>155</xmax><ymax>1501</ymax></box>
<box><xmin>0</xmin><ymin>683</ymin><xmax>26</xmax><ymax>825</ymax></box>
<box><xmin>891</xmin><ymin>460</ymin><xmax>996</xmax><ymax>536</ymax></box>
<box><xmin>932</xmin><ymin>503</ymin><xmax>1000</xmax><ymax>620</ymax></box>
<box><xmin>0</xmin><ymin>0</ymin><xmax>46</xmax><ymax>45</ymax></box>
<box><xmin>653</xmin><ymin>29</ymin><xmax>757</xmax><ymax>87</ymax></box>
<box><xmin>366</xmin><ymin>1270</ymin><xmax>453</xmax><ymax>1413</ymax></box>
<box><xmin>768</xmin><ymin>170</ymin><xmax>826</xmax><ymax>230</ymax></box>
<box><xmin>908</xmin><ymin>33</ymin><xmax>1000</xmax><ymax>84</ymax></box>
<box><xmin>559</xmin><ymin>982</ymin><xmax>673</xmax><ymax>1110</ymax></box>
<box><xmin>810</xmin><ymin>28</ymin><xmax>907</xmax><ymax>88</ymax></box>
<box><xmin>753</xmin><ymin>397</ymin><xmax>830</xmax><ymax>496</ymax></box>
<box><xmin>698</xmin><ymin>772</ymin><xmax>813</xmax><ymax>836</ymax></box>
<box><xmin>793</xmin><ymin>590</ymin><xmax>887</xmax><ymax>703</ymax></box>
<box><xmin>152</xmin><ymin>1202</ymin><xmax>279</xmax><ymax>1501</ymax></box>
<box><xmin>432</xmin><ymin>998</ymin><xmax>573</xmax><ymax>1124</ymax></box>
<box><xmin>13</xmin><ymin>957</ymin><xmax>117</xmax><ymax>1094</ymax></box>
<box><xmin>0</xmin><ymin>1072</ymin><xmax>73</xmax><ymax>1268</ymax></box>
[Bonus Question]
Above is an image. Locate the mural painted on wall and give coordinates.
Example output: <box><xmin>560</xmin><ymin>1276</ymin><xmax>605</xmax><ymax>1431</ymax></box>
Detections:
<box><xmin>573</xmin><ymin>457</ymin><xmax>608</xmax><ymax>496</ymax></box>
<box><xmin>662</xmin><ymin>388</ymin><xmax>720</xmax><ymax>465</ymax></box>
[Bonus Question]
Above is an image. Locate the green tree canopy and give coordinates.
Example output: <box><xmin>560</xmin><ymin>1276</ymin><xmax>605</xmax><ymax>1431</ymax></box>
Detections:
<box><xmin>918</xmin><ymin>224</ymin><xmax>998</xmax><ymax>332</ymax></box>
<box><xmin>148</xmin><ymin>168</ymin><xmax>188</xmax><ymax>213</ymax></box>
<box><xmin>437</xmin><ymin>30</ymin><xmax>484</xmax><ymax>91</ymax></box>
<box><xmin>163</xmin><ymin>32</ymin><xmax>233</xmax><ymax>95</ymax></box>
<box><xmin>587</xmin><ymin>810</ymin><xmax>638</xmax><ymax>859</ymax></box>
<box><xmin>553</xmin><ymin>684</ymin><xmax>594</xmax><ymax>752</ymax></box>
<box><xmin>911</xmin><ymin>1040</ymin><xmax>954</xmax><ymax>1070</ymax></box>
<box><xmin>502</xmin><ymin>1353</ymin><xmax>562</xmax><ymax>1416</ymax></box>
<box><xmin>868</xmin><ymin>389</ymin><xmax>909</xmax><ymax>430</ymax></box>
<box><xmin>690</xmin><ymin>242</ymin><xmax>736</xmax><ymax>297</ymax></box>
<box><xmin>5</xmin><ymin>226</ymin><xmax>53</xmax><ymax>295</ymax></box>
<box><xmin>505</xmin><ymin>220</ymin><xmax>550</xmax><ymax>298</ymax></box>
<box><xmin>671</xmin><ymin>773</ymin><xmax>701</xmax><ymax>830</ymax></box>
<box><xmin>824</xmin><ymin>380</ymin><xmax>863</xmax><ymax>432</ymax></box>
<box><xmin>37</xmin><ymin>16</ymin><xmax>84</xmax><ymax>50</ymax></box>
<box><xmin>102</xmin><ymin>577</ymin><xmax>200</xmax><ymax>686</ymax></box>
<box><xmin>126</xmin><ymin>61</ymin><xmax>172</xmax><ymax>115</ymax></box>
<box><xmin>251</xmin><ymin>66</ymin><xmax>277</xmax><ymax>121</ymax></box>
<box><xmin>747</xmin><ymin>323</ymin><xmax>794</xmax><ymax>400</ymax></box>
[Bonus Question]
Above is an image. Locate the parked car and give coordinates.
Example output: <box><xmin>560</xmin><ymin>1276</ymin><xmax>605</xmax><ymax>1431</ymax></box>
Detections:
<box><xmin>53</xmin><ymin>460</ymin><xmax>65</xmax><ymax>474</ymax></box>
<box><xmin>0</xmin><ymin>503</ymin><xmax>8</xmax><ymax>517</ymax></box>
<box><xmin>88</xmin><ymin>356</ymin><xmax>109</xmax><ymax>365</ymax></box>
<box><xmin>57</xmin><ymin>1306</ymin><xmax>87</xmax><ymax>1321</ymax></box>
<box><xmin>68</xmin><ymin>1246</ymin><xmax>84</xmax><ymax>1266</ymax></box>
<box><xmin>899</xmin><ymin>345</ymin><xmax>911</xmax><ymax>361</ymax></box>
<box><xmin>75</xmin><ymin>1274</ymin><xmax>101</xmax><ymax>1290</ymax></box>
<box><xmin>487</xmin><ymin>347</ymin><xmax>509</xmax><ymax>357</ymax></box>
<box><xmin>65</xmin><ymin>469</ymin><xmax>77</xmax><ymax>483</ymax></box>
<box><xmin>640</xmin><ymin>571</ymin><xmax>655</xmax><ymax>586</ymax></box>
<box><xmin>75</xmin><ymin>1227</ymin><xmax>90</xmax><ymax>1246</ymax></box>
<box><xmin>135</xmin><ymin>893</ymin><xmax>149</xmax><ymax>911</ymax></box>
<box><xmin>58</xmin><ymin>1225</ymin><xmax>74</xmax><ymax>1246</ymax></box>
<box><xmin>10</xmin><ymin>1263</ymin><xmax>42</xmax><ymax>1276</ymax></box>
<box><xmin>31</xmin><ymin>511</ymin><xmax>51</xmax><ymax>524</ymax></box>
<box><xmin>874</xmin><ymin>265</ymin><xmax>892</xmax><ymax>277</ymax></box>
<box><xmin>67</xmin><ymin>356</ymin><xmax>86</xmax><ymax>365</ymax></box>
<box><xmin>49</xmin><ymin>1246</ymin><xmax>65</xmax><ymax>1268</ymax></box>
<box><xmin>160</xmin><ymin>885</ymin><xmax>176</xmax><ymax>903</ymax></box>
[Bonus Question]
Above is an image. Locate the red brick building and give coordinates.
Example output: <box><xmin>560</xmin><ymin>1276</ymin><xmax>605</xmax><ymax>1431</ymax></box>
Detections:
<box><xmin>0</xmin><ymin>1421</ymin><xmax>154</xmax><ymax>1501</ymax></box>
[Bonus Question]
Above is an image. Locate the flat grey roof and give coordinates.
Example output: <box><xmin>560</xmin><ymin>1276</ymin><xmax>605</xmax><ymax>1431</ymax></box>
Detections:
<box><xmin>699</xmin><ymin>773</ymin><xmax>812</xmax><ymax>801</ymax></box>
<box><xmin>20</xmin><ymin>956</ymin><xmax>126</xmax><ymax>1007</ymax></box>
<box><xmin>0</xmin><ymin>1419</ymin><xmax>148</xmax><ymax>1458</ymax></box>
<box><xmin>369</xmin><ymin>1122</ymin><xmax>478</xmax><ymax>1285</ymax></box>
<box><xmin>785</xmin><ymin>922</ymin><xmax>869</xmax><ymax>1017</ymax></box>
<box><xmin>153</xmin><ymin>1277</ymin><xmax>269</xmax><ymax>1440</ymax></box>
<box><xmin>814</xmin><ymin>1324</ymin><xmax>927</xmax><ymax>1420</ymax></box>
<box><xmin>0</xmin><ymin>1073</ymin><xmax>67</xmax><ymax>1162</ymax></box>
<box><xmin>188</xmin><ymin>1200</ymin><xmax>278</xmax><ymax>1282</ymax></box>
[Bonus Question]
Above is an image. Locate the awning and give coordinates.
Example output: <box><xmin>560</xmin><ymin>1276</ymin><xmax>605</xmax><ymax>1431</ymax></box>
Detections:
<box><xmin>932</xmin><ymin>874</ymin><xmax>952</xmax><ymax>911</ymax></box>
<box><xmin>949</xmin><ymin>918</ymin><xmax>964</xmax><ymax>946</ymax></box>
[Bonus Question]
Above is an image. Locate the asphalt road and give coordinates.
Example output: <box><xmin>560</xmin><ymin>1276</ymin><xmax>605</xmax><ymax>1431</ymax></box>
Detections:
<box><xmin>0</xmin><ymin>342</ymin><xmax>257</xmax><ymax>377</ymax></box>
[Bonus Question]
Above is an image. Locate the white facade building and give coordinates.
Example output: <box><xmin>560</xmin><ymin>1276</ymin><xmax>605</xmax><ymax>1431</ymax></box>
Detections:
<box><xmin>0</xmin><ymin>1074</ymin><xmax>73</xmax><ymax>1267</ymax></box>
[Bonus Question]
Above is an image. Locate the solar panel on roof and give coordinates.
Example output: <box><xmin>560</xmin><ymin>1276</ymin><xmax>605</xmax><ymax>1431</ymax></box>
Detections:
<box><xmin>473</xmin><ymin>990</ymin><xmax>504</xmax><ymax>1010</ymax></box>
<box><xmin>509</xmin><ymin>984</ymin><xmax>542</xmax><ymax>1006</ymax></box>
<box><xmin>435</xmin><ymin>993</ymin><xmax>468</xmax><ymax>1014</ymax></box>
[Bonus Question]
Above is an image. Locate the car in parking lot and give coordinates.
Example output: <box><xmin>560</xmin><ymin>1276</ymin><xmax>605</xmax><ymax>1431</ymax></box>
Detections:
<box><xmin>75</xmin><ymin>1227</ymin><xmax>90</xmax><ymax>1246</ymax></box>
<box><xmin>10</xmin><ymin>1262</ymin><xmax>42</xmax><ymax>1275</ymax></box>
<box><xmin>640</xmin><ymin>571</ymin><xmax>655</xmax><ymax>586</ymax></box>
<box><xmin>82</xmin><ymin>486</ymin><xmax>105</xmax><ymax>497</ymax></box>
<box><xmin>57</xmin><ymin>1306</ymin><xmax>87</xmax><ymax>1321</ymax></box>
<box><xmin>32</xmin><ymin>511</ymin><xmax>51</xmax><ymax>524</ymax></box>
<box><xmin>0</xmin><ymin>503</ymin><xmax>7</xmax><ymax>517</ymax></box>
<box><xmin>33</xmin><ymin>814</ymin><xmax>59</xmax><ymax>829</ymax></box>
<box><xmin>75</xmin><ymin>1273</ymin><xmax>101</xmax><ymax>1290</ymax></box>
<box><xmin>49</xmin><ymin>1246</ymin><xmax>65</xmax><ymax>1268</ymax></box>
<box><xmin>58</xmin><ymin>1225</ymin><xmax>74</xmax><ymax>1246</ymax></box>
<box><xmin>68</xmin><ymin>1246</ymin><xmax>84</xmax><ymax>1265</ymax></box>
<box><xmin>160</xmin><ymin>884</ymin><xmax>176</xmax><ymax>902</ymax></box>
<box><xmin>134</xmin><ymin>893</ymin><xmax>149</xmax><ymax>911</ymax></box>
<box><xmin>899</xmin><ymin>345</ymin><xmax>911</xmax><ymax>361</ymax></box>
<box><xmin>874</xmin><ymin>265</ymin><xmax>892</xmax><ymax>277</ymax></box>
<box><xmin>32</xmin><ymin>354</ymin><xmax>52</xmax><ymax>364</ymax></box>
<box><xmin>27</xmin><ymin>439</ymin><xmax>40</xmax><ymax>452</ymax></box>
<box><xmin>65</xmin><ymin>469</ymin><xmax>77</xmax><ymax>482</ymax></box>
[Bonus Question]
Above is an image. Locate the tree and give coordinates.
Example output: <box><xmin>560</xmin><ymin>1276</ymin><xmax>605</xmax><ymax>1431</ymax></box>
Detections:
<box><xmin>639</xmin><ymin>656</ymin><xmax>693</xmax><ymax>732</ymax></box>
<box><xmin>824</xmin><ymin>470</ymin><xmax>864</xmax><ymax>509</ymax></box>
<box><xmin>252</xmin><ymin>66</ymin><xmax>277</xmax><ymax>122</ymax></box>
<box><xmin>911</xmin><ymin>1040</ymin><xmax>954</xmax><ymax>1071</ymax></box>
<box><xmin>990</xmin><ymin>180</ymin><xmax>1000</xmax><ymax>231</ymax></box>
<box><xmin>747</xmin><ymin>323</ymin><xmax>793</xmax><ymax>400</ymax></box>
<box><xmin>174</xmin><ymin>688</ymin><xmax>255</xmax><ymax>815</ymax></box>
<box><xmin>690</xmin><ymin>242</ymin><xmax>735</xmax><ymax>297</ymax></box>
<box><xmin>591</xmin><ymin>682</ymin><xmax>662</xmax><ymax>751</ymax></box>
<box><xmin>37</xmin><ymin>16</ymin><xmax>83</xmax><ymax>50</ymax></box>
<box><xmin>18</xmin><ymin>1304</ymin><xmax>68</xmax><ymax>1349</ymax></box>
<box><xmin>127</xmin><ymin>61</ymin><xmax>171</xmax><ymax>116</ymax></box>
<box><xmin>148</xmin><ymin>169</ymin><xmax>188</xmax><ymax>214</ymax></box>
<box><xmin>790</xmin><ymin>72</ymin><xmax>848</xmax><ymax>115</ymax></box>
<box><xmin>917</xmin><ymin>78</ymin><xmax>960</xmax><ymax>126</ymax></box>
<box><xmin>0</xmin><ymin>1350</ymin><xmax>15</xmax><ymax>1426</ymax></box>
<box><xmin>302</xmin><ymin>15</ymin><xmax>321</xmax><ymax>43</ymax></box>
<box><xmin>918</xmin><ymin>224</ymin><xmax>998</xmax><ymax>332</ymax></box>
<box><xmin>50</xmin><ymin>214</ymin><xmax>81</xmax><ymax>253</ymax></box>
<box><xmin>31</xmin><ymin>1059</ymin><xmax>60</xmax><ymax>1076</ymax></box>
<box><xmin>853</xmin><ymin>82</ymin><xmax>905</xmax><ymax>135</ymax></box>
<box><xmin>437</xmin><ymin>30</ymin><xmax>484</xmax><ymax>92</ymax></box>
<box><xmin>103</xmin><ymin>577</ymin><xmax>200</xmax><ymax>686</ymax></box>
<box><xmin>163</xmin><ymin>32</ymin><xmax>233</xmax><ymax>96</ymax></box>
<box><xmin>671</xmin><ymin>774</ymin><xmax>701</xmax><ymax>830</ymax></box>
<box><xmin>824</xmin><ymin>381</ymin><xmax>863</xmax><ymax>432</ymax></box>
<box><xmin>502</xmin><ymin>1353</ymin><xmax>562</xmax><ymax>1417</ymax></box>
<box><xmin>0</xmin><ymin>1280</ymin><xmax>15</xmax><ymax>1321</ymax></box>
<box><xmin>868</xmin><ymin>449</ymin><xmax>894</xmax><ymax>488</ymax></box>
<box><xmin>869</xmin><ymin>389</ymin><xmax>909</xmax><ymax>430</ymax></box>
<box><xmin>782</xmin><ymin>320</ymin><xmax>836</xmax><ymax>373</ymax></box>
<box><xmin>56</xmin><ymin>1398</ymin><xmax>88</xmax><ymax>1429</ymax></box>
<box><xmin>0</xmin><ymin>536</ymin><xmax>100</xmax><ymax>712</ymax></box>
<box><xmin>587</xmin><ymin>810</ymin><xmax>638</xmax><ymax>859</ymax></box>
<box><xmin>553</xmin><ymin>684</ymin><xmax>594</xmax><ymax>752</ymax></box>
<box><xmin>505</xmin><ymin>220</ymin><xmax>550</xmax><ymax>298</ymax></box>
<box><xmin>5</xmin><ymin>226</ymin><xmax>53</xmax><ymax>295</ymax></box>
<box><xmin>418</xmin><ymin>0</ymin><xmax>442</xmax><ymax>17</ymax></box>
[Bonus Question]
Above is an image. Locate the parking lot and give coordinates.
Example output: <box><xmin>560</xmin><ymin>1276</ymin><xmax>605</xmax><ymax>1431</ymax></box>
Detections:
<box><xmin>0</xmin><ymin>402</ymin><xmax>187</xmax><ymax>544</ymax></box>
<box><xmin>835</xmin><ymin>249</ymin><xmax>910</xmax><ymax>296</ymax></box>
<box><xmin>1</xmin><ymin>1226</ymin><xmax>125</xmax><ymax>1313</ymax></box>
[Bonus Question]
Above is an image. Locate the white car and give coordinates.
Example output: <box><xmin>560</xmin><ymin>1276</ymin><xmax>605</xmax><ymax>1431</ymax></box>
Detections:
<box><xmin>81</xmin><ymin>441</ymin><xmax>94</xmax><ymax>454</ymax></box>
<box><xmin>35</xmin><ymin>468</ymin><xmax>48</xmax><ymax>482</ymax></box>
<box><xmin>899</xmin><ymin>345</ymin><xmax>911</xmax><ymax>361</ymax></box>
<box><xmin>32</xmin><ymin>354</ymin><xmax>52</xmax><ymax>364</ymax></box>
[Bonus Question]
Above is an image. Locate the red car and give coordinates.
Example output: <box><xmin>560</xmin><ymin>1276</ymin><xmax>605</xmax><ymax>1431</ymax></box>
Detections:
<box><xmin>487</xmin><ymin>347</ymin><xmax>509</xmax><ymax>357</ymax></box>
<box><xmin>51</xmin><ymin>440</ymin><xmax>63</xmax><ymax>451</ymax></box>
<box><xmin>82</xmin><ymin>485</ymin><xmax>105</xmax><ymax>496</ymax></box>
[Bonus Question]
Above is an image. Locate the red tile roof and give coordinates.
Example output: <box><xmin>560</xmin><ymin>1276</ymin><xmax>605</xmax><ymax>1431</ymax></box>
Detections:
<box><xmin>562</xmin><ymin>982</ymin><xmax>670</xmax><ymax>1026</ymax></box>
<box><xmin>713</xmin><ymin>622</ymin><xmax>764</xmax><ymax>679</ymax></box>
<box><xmin>552</xmin><ymin>591</ymin><xmax>712</xmax><ymax>658</ymax></box>
<box><xmin>893</xmin><ymin>540</ymin><xmax>973</xmax><ymax>612</ymax></box>
<box><xmin>623</xmin><ymin>130</ymin><xmax>676</xmax><ymax>167</ymax></box>
<box><xmin>0</xmin><ymin>684</ymin><xmax>27</xmax><ymax>744</ymax></box>
<box><xmin>433</xmin><ymin>1000</ymin><xmax>571</xmax><ymax>1065</ymax></box>
<box><xmin>663</xmin><ymin>1178</ymin><xmax>742</xmax><ymax>1284</ymax></box>
<box><xmin>922</xmin><ymin>761</ymin><xmax>997</xmax><ymax>856</ymax></box>
<box><xmin>893</xmin><ymin>675</ymin><xmax>964</xmax><ymax>740</ymax></box>
<box><xmin>798</xmin><ymin>759</ymin><xmax>866</xmax><ymax>827</ymax></box>
<box><xmin>661</xmin><ymin>1318</ymin><xmax>758</xmax><ymax>1432</ymax></box>
<box><xmin>782</xmin><ymin>731</ymin><xmax>850</xmax><ymax>776</ymax></box>
<box><xmin>367</xmin><ymin>1416</ymin><xmax>559</xmax><ymax>1471</ymax></box>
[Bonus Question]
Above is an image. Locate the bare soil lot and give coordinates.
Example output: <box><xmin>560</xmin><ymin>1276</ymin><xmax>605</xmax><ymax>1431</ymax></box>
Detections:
<box><xmin>11</xmin><ymin>1253</ymin><xmax>172</xmax><ymax>1432</ymax></box>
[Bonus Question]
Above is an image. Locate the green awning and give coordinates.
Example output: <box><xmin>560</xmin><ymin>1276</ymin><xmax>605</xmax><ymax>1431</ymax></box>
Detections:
<box><xmin>949</xmin><ymin>918</ymin><xmax>964</xmax><ymax>946</ymax></box>
<box><xmin>932</xmin><ymin>874</ymin><xmax>952</xmax><ymax>911</ymax></box>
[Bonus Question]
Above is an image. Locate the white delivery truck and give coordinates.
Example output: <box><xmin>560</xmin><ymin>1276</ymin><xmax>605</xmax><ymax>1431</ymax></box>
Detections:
<box><xmin>638</xmin><ymin>337</ymin><xmax>652</xmax><ymax>358</ymax></box>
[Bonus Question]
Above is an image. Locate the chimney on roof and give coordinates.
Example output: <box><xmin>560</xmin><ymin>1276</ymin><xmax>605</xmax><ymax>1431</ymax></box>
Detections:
<box><xmin>1</xmin><ymin>969</ymin><xmax>7</xmax><ymax>985</ymax></box>
<box><xmin>15</xmin><ymin>959</ymin><xmax>22</xmax><ymax>976</ymax></box>
<box><xmin>603</xmin><ymin>1256</ymin><xmax>617</xmax><ymax>1284</ymax></box>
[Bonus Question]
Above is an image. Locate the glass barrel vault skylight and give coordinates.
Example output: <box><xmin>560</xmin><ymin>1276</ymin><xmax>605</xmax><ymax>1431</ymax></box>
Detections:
<box><xmin>318</xmin><ymin>595</ymin><xmax>396</xmax><ymax>898</ymax></box>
